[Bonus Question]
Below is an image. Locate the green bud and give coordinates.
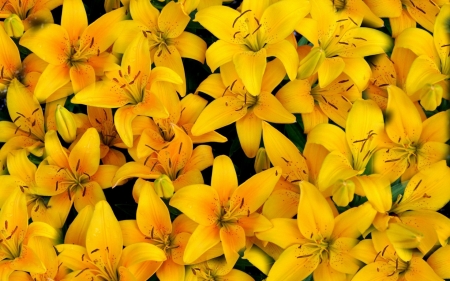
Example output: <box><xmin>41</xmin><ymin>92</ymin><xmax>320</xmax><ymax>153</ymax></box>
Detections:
<box><xmin>56</xmin><ymin>104</ymin><xmax>77</xmax><ymax>143</ymax></box>
<box><xmin>331</xmin><ymin>179</ymin><xmax>355</xmax><ymax>207</ymax></box>
<box><xmin>4</xmin><ymin>14</ymin><xmax>24</xmax><ymax>38</ymax></box>
<box><xmin>254</xmin><ymin>147</ymin><xmax>270</xmax><ymax>173</ymax></box>
<box><xmin>154</xmin><ymin>175</ymin><xmax>174</xmax><ymax>199</ymax></box>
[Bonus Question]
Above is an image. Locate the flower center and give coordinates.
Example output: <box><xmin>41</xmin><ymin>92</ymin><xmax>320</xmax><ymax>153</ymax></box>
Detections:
<box><xmin>232</xmin><ymin>10</ymin><xmax>265</xmax><ymax>52</ymax></box>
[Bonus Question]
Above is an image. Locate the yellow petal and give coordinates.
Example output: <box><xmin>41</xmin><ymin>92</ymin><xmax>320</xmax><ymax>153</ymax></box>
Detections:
<box><xmin>183</xmin><ymin>224</ymin><xmax>221</xmax><ymax>264</ymax></box>
<box><xmin>385</xmin><ymin>85</ymin><xmax>422</xmax><ymax>145</ymax></box>
<box><xmin>71</xmin><ymin>81</ymin><xmax>131</xmax><ymax>108</ymax></box>
<box><xmin>260</xmin><ymin>0</ymin><xmax>310</xmax><ymax>44</ymax></box>
<box><xmin>73</xmin><ymin>181</ymin><xmax>106</xmax><ymax>212</ymax></box>
<box><xmin>173</xmin><ymin>31</ymin><xmax>207</xmax><ymax>63</ymax></box>
<box><xmin>395</xmin><ymin>27</ymin><xmax>440</xmax><ymax>68</ymax></box>
<box><xmin>307</xmin><ymin>123</ymin><xmax>352</xmax><ymax>163</ymax></box>
<box><xmin>191</xmin><ymin>96</ymin><xmax>247</xmax><ymax>136</ymax></box>
<box><xmin>262</xmin><ymin>189</ymin><xmax>299</xmax><ymax>220</ymax></box>
<box><xmin>313</xmin><ymin>258</ymin><xmax>347</xmax><ymax>280</ymax></box>
<box><xmin>156</xmin><ymin>258</ymin><xmax>185</xmax><ymax>281</ymax></box>
<box><xmin>211</xmin><ymin>155</ymin><xmax>238</xmax><ymax>206</ymax></box>
<box><xmin>364</xmin><ymin>0</ymin><xmax>402</xmax><ymax>18</ymax></box>
<box><xmin>19</xmin><ymin>24</ymin><xmax>70</xmax><ymax>65</ymax></box>
<box><xmin>194</xmin><ymin>6</ymin><xmax>244</xmax><ymax>44</ymax></box>
<box><xmin>0</xmin><ymin>189</ymin><xmax>28</xmax><ymax>249</ymax></box>
<box><xmin>229</xmin><ymin>166</ymin><xmax>281</xmax><ymax>217</ymax></box>
<box><xmin>129</xmin><ymin>0</ymin><xmax>159</xmax><ymax>29</ymax></box>
<box><xmin>405</xmin><ymin>1</ymin><xmax>439</xmax><ymax>33</ymax></box>
<box><xmin>346</xmin><ymin>99</ymin><xmax>385</xmax><ymax>171</ymax></box>
<box><xmin>339</xmin><ymin>27</ymin><xmax>393</xmax><ymax>58</ymax></box>
<box><xmin>404</xmin><ymin>256</ymin><xmax>443</xmax><ymax>281</ymax></box>
<box><xmin>114</xmin><ymin>105</ymin><xmax>138</xmax><ymax>148</ymax></box>
<box><xmin>255</xmin><ymin>218</ymin><xmax>304</xmax><ymax>249</ymax></box>
<box><xmin>386</xmin><ymin>223</ymin><xmax>423</xmax><ymax>261</ymax></box>
<box><xmin>317</xmin><ymin>151</ymin><xmax>358</xmax><ymax>193</ymax></box>
<box><xmin>220</xmin><ymin>224</ymin><xmax>246</xmax><ymax>265</ymax></box>
<box><xmin>236</xmin><ymin>109</ymin><xmax>262</xmax><ymax>158</ymax></box>
<box><xmin>253</xmin><ymin>91</ymin><xmax>296</xmax><ymax>123</ymax></box>
<box><xmin>427</xmin><ymin>245</ymin><xmax>450</xmax><ymax>279</ymax></box>
<box><xmin>298</xmin><ymin>181</ymin><xmax>334</xmax><ymax>239</ymax></box>
<box><xmin>69</xmin><ymin>127</ymin><xmax>100</xmax><ymax>176</ymax></box>
<box><xmin>119</xmin><ymin>220</ymin><xmax>147</xmax><ymax>246</ymax></box>
<box><xmin>205</xmin><ymin>40</ymin><xmax>248</xmax><ymax>72</ymax></box>
<box><xmin>353</xmin><ymin>175</ymin><xmax>391</xmax><ymax>213</ymax></box>
<box><xmin>112</xmin><ymin>162</ymin><xmax>160</xmax><ymax>187</ymax></box>
<box><xmin>372</xmin><ymin>148</ymin><xmax>409</xmax><ymax>183</ymax></box>
<box><xmin>169</xmin><ymin>184</ymin><xmax>220</xmax><ymax>226</ymax></box>
<box><xmin>136</xmin><ymin>181</ymin><xmax>172</xmax><ymax>239</ymax></box>
<box><xmin>266</xmin><ymin>244</ymin><xmax>319</xmax><ymax>281</ymax></box>
<box><xmin>120</xmin><ymin>243</ymin><xmax>167</xmax><ymax>267</ymax></box>
<box><xmin>390</xmin><ymin>9</ymin><xmax>416</xmax><ymax>38</ymax></box>
<box><xmin>233</xmin><ymin>48</ymin><xmax>267</xmax><ymax>96</ymax></box>
<box><xmin>405</xmin><ymin>56</ymin><xmax>447</xmax><ymax>98</ymax></box>
<box><xmin>70</xmin><ymin>63</ymin><xmax>96</xmax><ymax>94</ymax></box>
<box><xmin>61</xmin><ymin>0</ymin><xmax>87</xmax><ymax>44</ymax></box>
<box><xmin>86</xmin><ymin>201</ymin><xmax>123</xmax><ymax>270</ymax></box>
<box><xmin>342</xmin><ymin>57</ymin><xmax>372</xmax><ymax>91</ymax></box>
<box><xmin>6</xmin><ymin>146</ymin><xmax>36</xmax><ymax>184</ymax></box>
<box><xmin>64</xmin><ymin>205</ymin><xmax>93</xmax><ymax>247</ymax></box>
<box><xmin>301</xmin><ymin>106</ymin><xmax>329</xmax><ymax>134</ymax></box>
<box><xmin>242</xmin><ymin>245</ymin><xmax>274</xmax><ymax>275</ymax></box>
<box><xmin>153</xmin><ymin>46</ymin><xmax>186</xmax><ymax>97</ymax></box>
<box><xmin>0</xmin><ymin>25</ymin><xmax>21</xmax><ymax>76</ymax></box>
<box><xmin>266</xmin><ymin>40</ymin><xmax>298</xmax><ymax>80</ymax></box>
<box><xmin>34</xmin><ymin>64</ymin><xmax>71</xmax><ymax>103</ymax></box>
<box><xmin>158</xmin><ymin>1</ymin><xmax>190</xmax><ymax>38</ymax></box>
<box><xmin>318</xmin><ymin>57</ymin><xmax>345</xmax><ymax>88</ymax></box>
<box><xmin>332</xmin><ymin>202</ymin><xmax>377</xmax><ymax>239</ymax></box>
<box><xmin>261</xmin><ymin>121</ymin><xmax>309</xmax><ymax>182</ymax></box>
<box><xmin>420</xmin><ymin>110</ymin><xmax>450</xmax><ymax>143</ymax></box>
<box><xmin>352</xmin><ymin>261</ymin><xmax>398</xmax><ymax>281</ymax></box>
<box><xmin>275</xmin><ymin>79</ymin><xmax>314</xmax><ymax>114</ymax></box>
<box><xmin>435</xmin><ymin>4</ymin><xmax>450</xmax><ymax>75</ymax></box>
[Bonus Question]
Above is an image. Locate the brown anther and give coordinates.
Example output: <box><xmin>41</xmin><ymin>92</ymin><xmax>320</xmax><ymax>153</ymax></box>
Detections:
<box><xmin>178</xmin><ymin>143</ymin><xmax>183</xmax><ymax>154</ymax></box>
<box><xmin>0</xmin><ymin>66</ymin><xmax>3</xmax><ymax>78</ymax></box>
<box><xmin>76</xmin><ymin>159</ymin><xmax>80</xmax><ymax>171</ymax></box>
<box><xmin>134</xmin><ymin>71</ymin><xmax>141</xmax><ymax>80</ymax></box>
<box><xmin>247</xmin><ymin>209</ymin><xmax>250</xmax><ymax>217</ymax></box>
<box><xmin>221</xmin><ymin>85</ymin><xmax>230</xmax><ymax>97</ymax></box>
<box><xmin>398</xmin><ymin>137</ymin><xmax>401</xmax><ymax>142</ymax></box>
<box><xmin>82</xmin><ymin>254</ymin><xmax>84</xmax><ymax>261</ymax></box>
<box><xmin>97</xmin><ymin>49</ymin><xmax>100</xmax><ymax>56</ymax></box>
<box><xmin>13</xmin><ymin>116</ymin><xmax>21</xmax><ymax>123</ymax></box>
<box><xmin>16</xmin><ymin>112</ymin><xmax>26</xmax><ymax>117</ymax></box>
<box><xmin>336</xmin><ymin>19</ymin><xmax>348</xmax><ymax>22</ymax></box>
<box><xmin>390</xmin><ymin>74</ymin><xmax>395</xmax><ymax>78</ymax></box>
<box><xmin>112</xmin><ymin>78</ymin><xmax>119</xmax><ymax>83</ymax></box>
<box><xmin>441</xmin><ymin>44</ymin><xmax>450</xmax><ymax>47</ymax></box>
<box><xmin>151</xmin><ymin>227</ymin><xmax>154</xmax><ymax>239</ymax></box>
<box><xmin>150</xmin><ymin>162</ymin><xmax>157</xmax><ymax>171</ymax></box>
<box><xmin>252</xmin><ymin>24</ymin><xmax>262</xmax><ymax>35</ymax></box>
<box><xmin>32</xmin><ymin>108</ymin><xmax>40</xmax><ymax>114</ymax></box>
<box><xmin>382</xmin><ymin>245</ymin><xmax>389</xmax><ymax>256</ymax></box>
<box><xmin>346</xmin><ymin>84</ymin><xmax>354</xmax><ymax>91</ymax></box>
<box><xmin>75</xmin><ymin>268</ymin><xmax>88</xmax><ymax>277</ymax></box>
<box><xmin>230</xmin><ymin>80</ymin><xmax>238</xmax><ymax>91</ymax></box>
<box><xmin>83</xmin><ymin>172</ymin><xmax>90</xmax><ymax>180</ymax></box>
<box><xmin>387</xmin><ymin>271</ymin><xmax>396</xmax><ymax>277</ymax></box>
<box><xmin>14</xmin><ymin>125</ymin><xmax>21</xmax><ymax>135</ymax></box>
<box><xmin>157</xmin><ymin>49</ymin><xmax>163</xmax><ymax>57</ymax></box>
<box><xmin>168</xmin><ymin>158</ymin><xmax>172</xmax><ymax>168</ymax></box>
<box><xmin>413</xmin><ymin>179</ymin><xmax>422</xmax><ymax>191</ymax></box>
<box><xmin>128</xmin><ymin>65</ymin><xmax>131</xmax><ymax>75</ymax></box>
<box><xmin>82</xmin><ymin>186</ymin><xmax>87</xmax><ymax>197</ymax></box>
<box><xmin>119</xmin><ymin>70</ymin><xmax>123</xmax><ymax>77</ymax></box>
<box><xmin>385</xmin><ymin>158</ymin><xmax>401</xmax><ymax>163</ymax></box>
<box><xmin>373</xmin><ymin>251</ymin><xmax>381</xmax><ymax>262</ymax></box>
<box><xmin>129</xmin><ymin>80</ymin><xmax>135</xmax><ymax>85</ymax></box>
<box><xmin>416</xmin><ymin>7</ymin><xmax>426</xmax><ymax>13</ymax></box>
<box><xmin>28</xmin><ymin>129</ymin><xmax>31</xmax><ymax>137</ymax></box>
<box><xmin>338</xmin><ymin>79</ymin><xmax>349</xmax><ymax>83</ymax></box>
<box><xmin>423</xmin><ymin>193</ymin><xmax>431</xmax><ymax>198</ymax></box>
<box><xmin>275</xmin><ymin>170</ymin><xmax>278</xmax><ymax>176</ymax></box>
<box><xmin>19</xmin><ymin>185</ymin><xmax>24</xmax><ymax>193</ymax></box>
<box><xmin>34</xmin><ymin>204</ymin><xmax>40</xmax><ymax>212</ymax></box>
<box><xmin>348</xmin><ymin>17</ymin><xmax>357</xmax><ymax>26</ymax></box>
<box><xmin>240</xmin><ymin>198</ymin><xmax>244</xmax><ymax>209</ymax></box>
<box><xmin>68</xmin><ymin>189</ymin><xmax>72</xmax><ymax>201</ymax></box>
<box><xmin>353</xmin><ymin>37</ymin><xmax>367</xmax><ymax>41</ymax></box>
<box><xmin>142</xmin><ymin>30</ymin><xmax>147</xmax><ymax>37</ymax></box>
<box><xmin>233</xmin><ymin>31</ymin><xmax>241</xmax><ymax>38</ymax></box>
<box><xmin>191</xmin><ymin>268</ymin><xmax>197</xmax><ymax>275</ymax></box>
<box><xmin>90</xmin><ymin>37</ymin><xmax>94</xmax><ymax>48</ymax></box>
<box><xmin>31</xmin><ymin>120</ymin><xmax>36</xmax><ymax>127</ymax></box>
<box><xmin>297</xmin><ymin>254</ymin><xmax>313</xmax><ymax>258</ymax></box>
<box><xmin>90</xmin><ymin>249</ymin><xmax>99</xmax><ymax>254</ymax></box>
<box><xmin>322</xmin><ymin>95</ymin><xmax>328</xmax><ymax>103</ymax></box>
<box><xmin>338</xmin><ymin>41</ymin><xmax>349</xmax><ymax>45</ymax></box>
<box><xmin>328</xmin><ymin>102</ymin><xmax>338</xmax><ymax>110</ymax></box>
<box><xmin>232</xmin><ymin>10</ymin><xmax>252</xmax><ymax>27</ymax></box>
<box><xmin>120</xmin><ymin>84</ymin><xmax>127</xmax><ymax>88</ymax></box>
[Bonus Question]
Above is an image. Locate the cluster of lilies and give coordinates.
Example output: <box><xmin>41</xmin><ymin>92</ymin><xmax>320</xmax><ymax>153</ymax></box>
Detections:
<box><xmin>0</xmin><ymin>0</ymin><xmax>449</xmax><ymax>280</ymax></box>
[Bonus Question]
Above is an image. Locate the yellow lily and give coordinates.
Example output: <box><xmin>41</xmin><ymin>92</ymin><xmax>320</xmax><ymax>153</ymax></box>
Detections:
<box><xmin>119</xmin><ymin>179</ymin><xmax>223</xmax><ymax>281</ymax></box>
<box><xmin>35</xmin><ymin>128</ymin><xmax>118</xmax><ymax>212</ymax></box>
<box><xmin>256</xmin><ymin>181</ymin><xmax>376</xmax><ymax>281</ymax></box>
<box><xmin>185</xmin><ymin>256</ymin><xmax>254</xmax><ymax>281</ymax></box>
<box><xmin>0</xmin><ymin>189</ymin><xmax>59</xmax><ymax>280</ymax></box>
<box><xmin>328</xmin><ymin>0</ymin><xmax>386</xmax><ymax>27</ymax></box>
<box><xmin>372</xmin><ymin>86</ymin><xmax>449</xmax><ymax>182</ymax></box>
<box><xmin>70</xmin><ymin>106</ymin><xmax>127</xmax><ymax>166</ymax></box>
<box><xmin>296</xmin><ymin>0</ymin><xmax>392</xmax><ymax>89</ymax></box>
<box><xmin>0</xmin><ymin>0</ymin><xmax>62</xmax><ymax>37</ymax></box>
<box><xmin>427</xmin><ymin>244</ymin><xmax>450</xmax><ymax>279</ymax></box>
<box><xmin>307</xmin><ymin>99</ymin><xmax>386</xmax><ymax>206</ymax></box>
<box><xmin>0</xmin><ymin>78</ymin><xmax>45</xmax><ymax>174</ymax></box>
<box><xmin>72</xmin><ymin>34</ymin><xmax>182</xmax><ymax>147</ymax></box>
<box><xmin>57</xmin><ymin>200</ymin><xmax>167</xmax><ymax>280</ymax></box>
<box><xmin>114</xmin><ymin>0</ymin><xmax>206</xmax><ymax>97</ymax></box>
<box><xmin>170</xmin><ymin>155</ymin><xmax>280</xmax><ymax>265</ymax></box>
<box><xmin>19</xmin><ymin>0</ymin><xmax>127</xmax><ymax>102</ymax></box>
<box><xmin>0</xmin><ymin>150</ymin><xmax>71</xmax><ymax>229</ymax></box>
<box><xmin>351</xmin><ymin>237</ymin><xmax>443</xmax><ymax>281</ymax></box>
<box><xmin>192</xmin><ymin>59</ymin><xmax>295</xmax><ymax>158</ymax></box>
<box><xmin>195</xmin><ymin>0</ymin><xmax>310</xmax><ymax>95</ymax></box>
<box><xmin>113</xmin><ymin>124</ymin><xmax>213</xmax><ymax>192</ymax></box>
<box><xmin>135</xmin><ymin>91</ymin><xmax>226</xmax><ymax>161</ymax></box>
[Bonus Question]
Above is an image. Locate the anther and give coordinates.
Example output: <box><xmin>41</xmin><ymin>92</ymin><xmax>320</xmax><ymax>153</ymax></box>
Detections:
<box><xmin>14</xmin><ymin>125</ymin><xmax>21</xmax><ymax>135</ymax></box>
<box><xmin>32</xmin><ymin>108</ymin><xmax>40</xmax><ymax>114</ymax></box>
<box><xmin>90</xmin><ymin>249</ymin><xmax>99</xmax><ymax>254</ymax></box>
<box><xmin>346</xmin><ymin>84</ymin><xmax>354</xmax><ymax>91</ymax></box>
<box><xmin>178</xmin><ymin>143</ymin><xmax>183</xmax><ymax>154</ymax></box>
<box><xmin>232</xmin><ymin>10</ymin><xmax>252</xmax><ymax>28</ymax></box>
<box><xmin>128</xmin><ymin>65</ymin><xmax>131</xmax><ymax>75</ymax></box>
<box><xmin>118</xmin><ymin>70</ymin><xmax>123</xmax><ymax>77</ymax></box>
<box><xmin>382</xmin><ymin>245</ymin><xmax>389</xmax><ymax>256</ymax></box>
<box><xmin>90</xmin><ymin>38</ymin><xmax>94</xmax><ymax>48</ymax></box>
<box><xmin>76</xmin><ymin>159</ymin><xmax>80</xmax><ymax>171</ymax></box>
<box><xmin>239</xmin><ymin>198</ymin><xmax>244</xmax><ymax>209</ymax></box>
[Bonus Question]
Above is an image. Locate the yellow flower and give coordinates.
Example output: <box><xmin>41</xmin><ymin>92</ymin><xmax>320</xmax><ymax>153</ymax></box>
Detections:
<box><xmin>72</xmin><ymin>34</ymin><xmax>182</xmax><ymax>147</ymax></box>
<box><xmin>114</xmin><ymin>0</ymin><xmax>207</xmax><ymax>97</ymax></box>
<box><xmin>372</xmin><ymin>86</ymin><xmax>450</xmax><ymax>182</ymax></box>
<box><xmin>185</xmin><ymin>256</ymin><xmax>254</xmax><ymax>281</ymax></box>
<box><xmin>192</xmin><ymin>59</ymin><xmax>295</xmax><ymax>158</ymax></box>
<box><xmin>35</xmin><ymin>129</ymin><xmax>118</xmax><ymax>212</ymax></box>
<box><xmin>57</xmin><ymin>200</ymin><xmax>167</xmax><ymax>280</ymax></box>
<box><xmin>0</xmin><ymin>189</ymin><xmax>59</xmax><ymax>279</ymax></box>
<box><xmin>19</xmin><ymin>0</ymin><xmax>127</xmax><ymax>102</ymax></box>
<box><xmin>170</xmin><ymin>155</ymin><xmax>280</xmax><ymax>265</ymax></box>
<box><xmin>257</xmin><ymin>181</ymin><xmax>376</xmax><ymax>281</ymax></box>
<box><xmin>195</xmin><ymin>0</ymin><xmax>310</xmax><ymax>95</ymax></box>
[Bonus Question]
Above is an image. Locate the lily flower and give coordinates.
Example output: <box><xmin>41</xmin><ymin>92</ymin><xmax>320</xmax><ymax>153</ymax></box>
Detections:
<box><xmin>192</xmin><ymin>59</ymin><xmax>295</xmax><ymax>158</ymax></box>
<box><xmin>0</xmin><ymin>188</ymin><xmax>59</xmax><ymax>279</ymax></box>
<box><xmin>306</xmin><ymin>99</ymin><xmax>386</xmax><ymax>206</ymax></box>
<box><xmin>170</xmin><ymin>155</ymin><xmax>280</xmax><ymax>265</ymax></box>
<box><xmin>351</xmin><ymin>237</ymin><xmax>443</xmax><ymax>280</ymax></box>
<box><xmin>119</xmin><ymin>180</ymin><xmax>223</xmax><ymax>281</ymax></box>
<box><xmin>72</xmin><ymin>34</ymin><xmax>182</xmax><ymax>147</ymax></box>
<box><xmin>35</xmin><ymin>128</ymin><xmax>118</xmax><ymax>212</ymax></box>
<box><xmin>19</xmin><ymin>0</ymin><xmax>127</xmax><ymax>102</ymax></box>
<box><xmin>195</xmin><ymin>0</ymin><xmax>310</xmax><ymax>95</ymax></box>
<box><xmin>114</xmin><ymin>0</ymin><xmax>206</xmax><ymax>97</ymax></box>
<box><xmin>372</xmin><ymin>86</ymin><xmax>449</xmax><ymax>182</ymax></box>
<box><xmin>296</xmin><ymin>0</ymin><xmax>392</xmax><ymax>89</ymax></box>
<box><xmin>185</xmin><ymin>256</ymin><xmax>254</xmax><ymax>281</ymax></box>
<box><xmin>0</xmin><ymin>0</ymin><xmax>62</xmax><ymax>37</ymax></box>
<box><xmin>56</xmin><ymin>200</ymin><xmax>167</xmax><ymax>280</ymax></box>
<box><xmin>113</xmin><ymin>124</ymin><xmax>213</xmax><ymax>192</ymax></box>
<box><xmin>256</xmin><ymin>181</ymin><xmax>376</xmax><ymax>281</ymax></box>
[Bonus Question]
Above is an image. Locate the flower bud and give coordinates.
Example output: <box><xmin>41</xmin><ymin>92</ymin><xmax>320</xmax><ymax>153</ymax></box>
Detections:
<box><xmin>254</xmin><ymin>147</ymin><xmax>270</xmax><ymax>173</ymax></box>
<box><xmin>419</xmin><ymin>83</ymin><xmax>442</xmax><ymax>111</ymax></box>
<box><xmin>154</xmin><ymin>174</ymin><xmax>174</xmax><ymax>199</ymax></box>
<box><xmin>4</xmin><ymin>14</ymin><xmax>24</xmax><ymax>38</ymax></box>
<box><xmin>56</xmin><ymin>104</ymin><xmax>77</xmax><ymax>143</ymax></box>
<box><xmin>297</xmin><ymin>47</ymin><xmax>325</xmax><ymax>80</ymax></box>
<box><xmin>331</xmin><ymin>179</ymin><xmax>355</xmax><ymax>207</ymax></box>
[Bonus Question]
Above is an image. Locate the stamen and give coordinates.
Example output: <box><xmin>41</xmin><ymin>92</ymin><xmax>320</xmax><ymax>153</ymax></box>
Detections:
<box><xmin>142</xmin><ymin>30</ymin><xmax>147</xmax><ymax>38</ymax></box>
<box><xmin>90</xmin><ymin>249</ymin><xmax>99</xmax><ymax>254</ymax></box>
<box><xmin>128</xmin><ymin>65</ymin><xmax>131</xmax><ymax>75</ymax></box>
<box><xmin>348</xmin><ymin>17</ymin><xmax>357</xmax><ymax>26</ymax></box>
<box><xmin>413</xmin><ymin>180</ymin><xmax>422</xmax><ymax>191</ymax></box>
<box><xmin>346</xmin><ymin>84</ymin><xmax>354</xmax><ymax>91</ymax></box>
<box><xmin>222</xmin><ymin>85</ymin><xmax>230</xmax><ymax>97</ymax></box>
<box><xmin>76</xmin><ymin>159</ymin><xmax>80</xmax><ymax>171</ymax></box>
<box><xmin>373</xmin><ymin>251</ymin><xmax>381</xmax><ymax>262</ymax></box>
<box><xmin>90</xmin><ymin>37</ymin><xmax>94</xmax><ymax>48</ymax></box>
<box><xmin>178</xmin><ymin>143</ymin><xmax>182</xmax><ymax>154</ymax></box>
<box><xmin>233</xmin><ymin>31</ymin><xmax>241</xmax><ymax>38</ymax></box>
<box><xmin>239</xmin><ymin>198</ymin><xmax>244</xmax><ymax>209</ymax></box>
<box><xmin>252</xmin><ymin>24</ymin><xmax>262</xmax><ymax>35</ymax></box>
<box><xmin>353</xmin><ymin>37</ymin><xmax>367</xmax><ymax>41</ymax></box>
<box><xmin>297</xmin><ymin>254</ymin><xmax>313</xmax><ymax>258</ymax></box>
<box><xmin>338</xmin><ymin>79</ymin><xmax>349</xmax><ymax>83</ymax></box>
<box><xmin>55</xmin><ymin>181</ymin><xmax>59</xmax><ymax>191</ymax></box>
<box><xmin>112</xmin><ymin>78</ymin><xmax>119</xmax><ymax>83</ymax></box>
<box><xmin>32</xmin><ymin>108</ymin><xmax>40</xmax><ymax>114</ymax></box>
<box><xmin>14</xmin><ymin>125</ymin><xmax>21</xmax><ymax>135</ymax></box>
<box><xmin>382</xmin><ymin>245</ymin><xmax>389</xmax><ymax>256</ymax></box>
<box><xmin>82</xmin><ymin>186</ymin><xmax>87</xmax><ymax>197</ymax></box>
<box><xmin>385</xmin><ymin>158</ymin><xmax>401</xmax><ymax>163</ymax></box>
<box><xmin>75</xmin><ymin>268</ymin><xmax>88</xmax><ymax>277</ymax></box>
<box><xmin>68</xmin><ymin>189</ymin><xmax>72</xmax><ymax>201</ymax></box>
<box><xmin>151</xmin><ymin>162</ymin><xmax>157</xmax><ymax>171</ymax></box>
<box><xmin>13</xmin><ymin>116</ymin><xmax>21</xmax><ymax>123</ymax></box>
<box><xmin>151</xmin><ymin>227</ymin><xmax>154</xmax><ymax>239</ymax></box>
<box><xmin>34</xmin><ymin>204</ymin><xmax>39</xmax><ymax>212</ymax></box>
<box><xmin>168</xmin><ymin>158</ymin><xmax>172</xmax><ymax>168</ymax></box>
<box><xmin>232</xmin><ymin>10</ymin><xmax>252</xmax><ymax>28</ymax></box>
<box><xmin>82</xmin><ymin>254</ymin><xmax>84</xmax><ymax>261</ymax></box>
<box><xmin>328</xmin><ymin>102</ymin><xmax>338</xmax><ymax>110</ymax></box>
<box><xmin>230</xmin><ymin>80</ymin><xmax>238</xmax><ymax>91</ymax></box>
<box><xmin>378</xmin><ymin>84</ymin><xmax>389</xmax><ymax>87</ymax></box>
<box><xmin>134</xmin><ymin>71</ymin><xmax>141</xmax><ymax>80</ymax></box>
<box><xmin>5</xmin><ymin>221</ymin><xmax>8</xmax><ymax>230</ymax></box>
<box><xmin>19</xmin><ymin>186</ymin><xmax>24</xmax><ymax>193</ymax></box>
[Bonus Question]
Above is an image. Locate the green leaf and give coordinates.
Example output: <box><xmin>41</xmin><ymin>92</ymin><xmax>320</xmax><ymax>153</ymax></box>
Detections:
<box><xmin>284</xmin><ymin>123</ymin><xmax>306</xmax><ymax>152</ymax></box>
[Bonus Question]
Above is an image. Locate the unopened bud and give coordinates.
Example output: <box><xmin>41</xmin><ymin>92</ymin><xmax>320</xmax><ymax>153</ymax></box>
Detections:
<box><xmin>254</xmin><ymin>147</ymin><xmax>270</xmax><ymax>173</ymax></box>
<box><xmin>56</xmin><ymin>104</ymin><xmax>77</xmax><ymax>143</ymax></box>
<box><xmin>4</xmin><ymin>14</ymin><xmax>24</xmax><ymax>38</ymax></box>
<box><xmin>154</xmin><ymin>174</ymin><xmax>174</xmax><ymax>199</ymax></box>
<box><xmin>419</xmin><ymin>83</ymin><xmax>442</xmax><ymax>111</ymax></box>
<box><xmin>331</xmin><ymin>179</ymin><xmax>355</xmax><ymax>207</ymax></box>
